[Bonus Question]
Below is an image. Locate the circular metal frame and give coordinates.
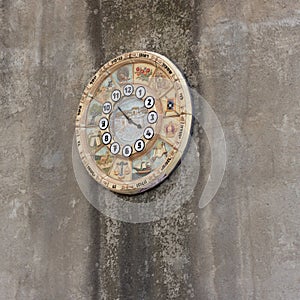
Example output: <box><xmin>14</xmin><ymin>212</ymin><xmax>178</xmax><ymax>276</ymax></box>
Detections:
<box><xmin>75</xmin><ymin>51</ymin><xmax>192</xmax><ymax>194</ymax></box>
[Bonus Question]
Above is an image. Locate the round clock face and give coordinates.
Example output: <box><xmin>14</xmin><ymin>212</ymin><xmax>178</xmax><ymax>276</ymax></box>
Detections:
<box><xmin>75</xmin><ymin>51</ymin><xmax>192</xmax><ymax>195</ymax></box>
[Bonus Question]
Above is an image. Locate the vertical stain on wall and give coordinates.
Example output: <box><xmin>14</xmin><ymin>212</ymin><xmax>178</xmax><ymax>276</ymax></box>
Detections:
<box><xmin>85</xmin><ymin>0</ymin><xmax>105</xmax><ymax>67</ymax></box>
<box><xmin>118</xmin><ymin>223</ymin><xmax>155</xmax><ymax>299</ymax></box>
<box><xmin>84</xmin><ymin>1</ymin><xmax>105</xmax><ymax>297</ymax></box>
<box><xmin>87</xmin><ymin>205</ymin><xmax>101</xmax><ymax>299</ymax></box>
<box><xmin>186</xmin><ymin>0</ymin><xmax>203</xmax><ymax>90</ymax></box>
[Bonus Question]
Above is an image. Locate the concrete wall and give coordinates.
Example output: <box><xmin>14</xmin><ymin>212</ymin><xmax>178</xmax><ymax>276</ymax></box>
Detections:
<box><xmin>1</xmin><ymin>0</ymin><xmax>300</xmax><ymax>299</ymax></box>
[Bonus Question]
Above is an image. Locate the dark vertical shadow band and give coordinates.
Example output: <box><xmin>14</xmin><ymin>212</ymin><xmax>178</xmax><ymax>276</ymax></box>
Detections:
<box><xmin>85</xmin><ymin>0</ymin><xmax>105</xmax><ymax>299</ymax></box>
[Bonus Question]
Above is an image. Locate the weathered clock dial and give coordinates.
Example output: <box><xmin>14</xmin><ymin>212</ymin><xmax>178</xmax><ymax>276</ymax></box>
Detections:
<box><xmin>75</xmin><ymin>51</ymin><xmax>192</xmax><ymax>194</ymax></box>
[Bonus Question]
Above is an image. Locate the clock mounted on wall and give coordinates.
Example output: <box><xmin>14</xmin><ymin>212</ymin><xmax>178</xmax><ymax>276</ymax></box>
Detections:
<box><xmin>75</xmin><ymin>51</ymin><xmax>192</xmax><ymax>194</ymax></box>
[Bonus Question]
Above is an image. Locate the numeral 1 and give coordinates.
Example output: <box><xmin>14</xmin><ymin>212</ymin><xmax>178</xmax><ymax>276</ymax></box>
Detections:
<box><xmin>135</xmin><ymin>86</ymin><xmax>146</xmax><ymax>99</ymax></box>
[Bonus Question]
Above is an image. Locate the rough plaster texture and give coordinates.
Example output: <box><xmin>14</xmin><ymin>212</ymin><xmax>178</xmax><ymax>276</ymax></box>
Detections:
<box><xmin>1</xmin><ymin>0</ymin><xmax>300</xmax><ymax>299</ymax></box>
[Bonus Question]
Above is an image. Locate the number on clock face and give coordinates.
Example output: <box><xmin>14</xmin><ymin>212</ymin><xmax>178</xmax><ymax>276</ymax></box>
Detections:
<box><xmin>110</xmin><ymin>142</ymin><xmax>120</xmax><ymax>155</ymax></box>
<box><xmin>111</xmin><ymin>89</ymin><xmax>121</xmax><ymax>102</ymax></box>
<box><xmin>134</xmin><ymin>139</ymin><xmax>145</xmax><ymax>152</ymax></box>
<box><xmin>144</xmin><ymin>96</ymin><xmax>155</xmax><ymax>109</ymax></box>
<box><xmin>102</xmin><ymin>132</ymin><xmax>111</xmax><ymax>145</ymax></box>
<box><xmin>99</xmin><ymin>117</ymin><xmax>109</xmax><ymax>130</ymax></box>
<box><xmin>103</xmin><ymin>102</ymin><xmax>112</xmax><ymax>114</ymax></box>
<box><xmin>144</xmin><ymin>127</ymin><xmax>154</xmax><ymax>140</ymax></box>
<box><xmin>123</xmin><ymin>84</ymin><xmax>134</xmax><ymax>96</ymax></box>
<box><xmin>148</xmin><ymin>111</ymin><xmax>158</xmax><ymax>124</ymax></box>
<box><xmin>135</xmin><ymin>86</ymin><xmax>146</xmax><ymax>99</ymax></box>
<box><xmin>123</xmin><ymin>145</ymin><xmax>132</xmax><ymax>157</ymax></box>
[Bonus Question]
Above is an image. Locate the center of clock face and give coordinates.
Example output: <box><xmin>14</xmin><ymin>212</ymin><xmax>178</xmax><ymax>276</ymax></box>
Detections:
<box><xmin>110</xmin><ymin>96</ymin><xmax>149</xmax><ymax>146</ymax></box>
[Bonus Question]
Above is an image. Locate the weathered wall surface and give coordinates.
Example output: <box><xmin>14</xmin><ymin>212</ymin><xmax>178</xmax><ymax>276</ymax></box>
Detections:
<box><xmin>1</xmin><ymin>0</ymin><xmax>300</xmax><ymax>299</ymax></box>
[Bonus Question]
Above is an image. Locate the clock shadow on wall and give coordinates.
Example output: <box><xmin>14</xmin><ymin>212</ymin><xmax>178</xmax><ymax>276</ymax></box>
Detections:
<box><xmin>73</xmin><ymin>51</ymin><xmax>203</xmax><ymax>223</ymax></box>
<box><xmin>72</xmin><ymin>127</ymin><xmax>201</xmax><ymax>223</ymax></box>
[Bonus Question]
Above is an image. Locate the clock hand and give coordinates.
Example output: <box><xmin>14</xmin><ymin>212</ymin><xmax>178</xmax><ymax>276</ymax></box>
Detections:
<box><xmin>128</xmin><ymin>118</ymin><xmax>142</xmax><ymax>129</ymax></box>
<box><xmin>118</xmin><ymin>107</ymin><xmax>130</xmax><ymax>120</ymax></box>
<box><xmin>129</xmin><ymin>119</ymin><xmax>142</xmax><ymax>129</ymax></box>
<box><xmin>118</xmin><ymin>107</ymin><xmax>142</xmax><ymax>129</ymax></box>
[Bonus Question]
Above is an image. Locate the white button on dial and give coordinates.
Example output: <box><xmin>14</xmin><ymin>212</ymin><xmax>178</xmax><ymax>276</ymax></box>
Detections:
<box><xmin>110</xmin><ymin>142</ymin><xmax>120</xmax><ymax>155</ymax></box>
<box><xmin>103</xmin><ymin>102</ymin><xmax>112</xmax><ymax>114</ymax></box>
<box><xmin>111</xmin><ymin>90</ymin><xmax>121</xmax><ymax>102</ymax></box>
<box><xmin>99</xmin><ymin>117</ymin><xmax>109</xmax><ymax>130</ymax></box>
<box><xmin>143</xmin><ymin>127</ymin><xmax>154</xmax><ymax>140</ymax></box>
<box><xmin>147</xmin><ymin>111</ymin><xmax>158</xmax><ymax>124</ymax></box>
<box><xmin>123</xmin><ymin>84</ymin><xmax>134</xmax><ymax>96</ymax></box>
<box><xmin>102</xmin><ymin>132</ymin><xmax>111</xmax><ymax>145</ymax></box>
<box><xmin>122</xmin><ymin>145</ymin><xmax>132</xmax><ymax>157</ymax></box>
<box><xmin>135</xmin><ymin>86</ymin><xmax>146</xmax><ymax>99</ymax></box>
<box><xmin>144</xmin><ymin>96</ymin><xmax>155</xmax><ymax>109</ymax></box>
<box><xmin>134</xmin><ymin>139</ymin><xmax>145</xmax><ymax>152</ymax></box>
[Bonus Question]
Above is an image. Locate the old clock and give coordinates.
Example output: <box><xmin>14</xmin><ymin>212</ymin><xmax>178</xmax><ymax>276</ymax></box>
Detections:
<box><xmin>75</xmin><ymin>51</ymin><xmax>192</xmax><ymax>194</ymax></box>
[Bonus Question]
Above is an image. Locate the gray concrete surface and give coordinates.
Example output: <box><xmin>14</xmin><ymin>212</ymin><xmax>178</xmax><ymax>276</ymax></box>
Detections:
<box><xmin>1</xmin><ymin>0</ymin><xmax>300</xmax><ymax>299</ymax></box>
